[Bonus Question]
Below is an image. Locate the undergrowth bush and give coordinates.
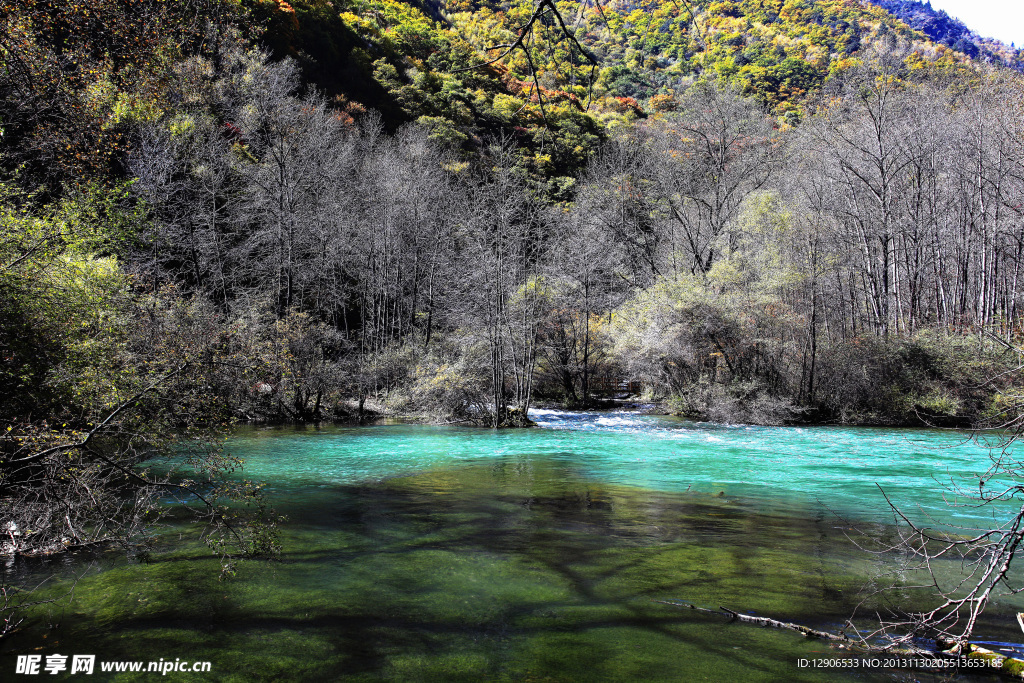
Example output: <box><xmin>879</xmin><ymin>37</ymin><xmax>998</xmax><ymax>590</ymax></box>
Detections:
<box><xmin>812</xmin><ymin>330</ymin><xmax>1012</xmax><ymax>425</ymax></box>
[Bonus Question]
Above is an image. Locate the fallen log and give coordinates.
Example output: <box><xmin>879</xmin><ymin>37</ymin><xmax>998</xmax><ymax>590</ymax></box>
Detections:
<box><xmin>949</xmin><ymin>644</ymin><xmax>1024</xmax><ymax>679</ymax></box>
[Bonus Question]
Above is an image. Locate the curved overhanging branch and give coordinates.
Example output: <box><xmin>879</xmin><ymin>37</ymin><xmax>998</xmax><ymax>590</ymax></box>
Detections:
<box><xmin>453</xmin><ymin>0</ymin><xmax>599</xmax><ymax>119</ymax></box>
<box><xmin>1</xmin><ymin>360</ymin><xmax>263</xmax><ymax>558</ymax></box>
<box><xmin>1</xmin><ymin>363</ymin><xmax>189</xmax><ymax>469</ymax></box>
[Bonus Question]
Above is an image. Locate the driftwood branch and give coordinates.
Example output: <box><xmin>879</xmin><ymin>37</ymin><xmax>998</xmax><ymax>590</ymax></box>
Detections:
<box><xmin>655</xmin><ymin>600</ymin><xmax>850</xmax><ymax>642</ymax></box>
<box><xmin>657</xmin><ymin>600</ymin><xmax>1024</xmax><ymax>678</ymax></box>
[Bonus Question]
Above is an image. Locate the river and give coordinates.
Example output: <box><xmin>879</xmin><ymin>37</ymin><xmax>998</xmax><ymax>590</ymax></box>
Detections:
<box><xmin>4</xmin><ymin>410</ymin><xmax>1023</xmax><ymax>681</ymax></box>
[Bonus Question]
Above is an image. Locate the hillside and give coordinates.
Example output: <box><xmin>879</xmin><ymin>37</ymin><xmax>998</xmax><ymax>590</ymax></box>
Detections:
<box><xmin>444</xmin><ymin>0</ymin><xmax>949</xmax><ymax>116</ymax></box>
<box><xmin>243</xmin><ymin>0</ymin><xmax>1014</xmax><ymax>164</ymax></box>
<box><xmin>4</xmin><ymin>0</ymin><xmax>1005</xmax><ymax>196</ymax></box>
<box><xmin>3</xmin><ymin>0</ymin><xmax>1016</xmax><ymax>198</ymax></box>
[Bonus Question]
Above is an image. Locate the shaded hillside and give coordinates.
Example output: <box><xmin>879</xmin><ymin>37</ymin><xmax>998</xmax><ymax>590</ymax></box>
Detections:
<box><xmin>246</xmin><ymin>0</ymin><xmax>994</xmax><ymax>153</ymax></box>
<box><xmin>248</xmin><ymin>0</ymin><xmax>603</xmax><ymax>185</ymax></box>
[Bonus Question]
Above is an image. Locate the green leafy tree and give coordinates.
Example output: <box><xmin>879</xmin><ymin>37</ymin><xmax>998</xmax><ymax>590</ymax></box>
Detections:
<box><xmin>0</xmin><ymin>183</ymin><xmax>276</xmax><ymax>637</ymax></box>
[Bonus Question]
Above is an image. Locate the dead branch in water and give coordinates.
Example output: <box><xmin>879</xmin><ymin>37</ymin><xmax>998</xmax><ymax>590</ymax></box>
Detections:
<box><xmin>655</xmin><ymin>600</ymin><xmax>851</xmax><ymax>642</ymax></box>
<box><xmin>657</xmin><ymin>599</ymin><xmax>1024</xmax><ymax>678</ymax></box>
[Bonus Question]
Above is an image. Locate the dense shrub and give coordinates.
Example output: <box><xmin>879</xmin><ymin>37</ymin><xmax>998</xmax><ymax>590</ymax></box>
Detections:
<box><xmin>812</xmin><ymin>331</ymin><xmax>1012</xmax><ymax>425</ymax></box>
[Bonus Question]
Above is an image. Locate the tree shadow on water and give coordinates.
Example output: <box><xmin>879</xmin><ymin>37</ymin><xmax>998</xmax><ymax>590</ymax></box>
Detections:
<box><xmin>15</xmin><ymin>467</ymin><xmax>871</xmax><ymax>681</ymax></box>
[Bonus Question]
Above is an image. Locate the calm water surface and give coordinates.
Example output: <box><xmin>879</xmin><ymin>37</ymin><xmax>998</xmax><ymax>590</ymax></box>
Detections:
<box><xmin>3</xmin><ymin>410</ymin><xmax>1021</xmax><ymax>681</ymax></box>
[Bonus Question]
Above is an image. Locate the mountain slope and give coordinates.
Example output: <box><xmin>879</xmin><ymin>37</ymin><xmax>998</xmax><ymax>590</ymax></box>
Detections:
<box><xmin>440</xmin><ymin>0</ymin><xmax>979</xmax><ymax>119</ymax></box>
<box><xmin>868</xmin><ymin>0</ymin><xmax>1023</xmax><ymax>69</ymax></box>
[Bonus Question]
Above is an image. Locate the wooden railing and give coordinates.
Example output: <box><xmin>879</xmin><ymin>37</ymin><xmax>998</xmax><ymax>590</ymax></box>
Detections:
<box><xmin>589</xmin><ymin>376</ymin><xmax>642</xmax><ymax>395</ymax></box>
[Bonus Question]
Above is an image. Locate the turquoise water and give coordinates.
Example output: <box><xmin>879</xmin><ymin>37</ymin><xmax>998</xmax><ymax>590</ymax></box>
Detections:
<box><xmin>233</xmin><ymin>409</ymin><xmax>1011</xmax><ymax>528</ymax></box>
<box><xmin>3</xmin><ymin>411</ymin><xmax>1022</xmax><ymax>681</ymax></box>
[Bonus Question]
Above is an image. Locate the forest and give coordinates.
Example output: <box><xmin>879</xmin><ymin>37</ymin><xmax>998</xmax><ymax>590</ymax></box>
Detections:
<box><xmin>2</xmin><ymin>0</ymin><xmax>1024</xmax><ymax>645</ymax></box>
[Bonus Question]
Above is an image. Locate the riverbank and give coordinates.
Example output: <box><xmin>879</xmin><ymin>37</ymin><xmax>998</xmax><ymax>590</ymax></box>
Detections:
<box><xmin>269</xmin><ymin>392</ymin><xmax>984</xmax><ymax>431</ymax></box>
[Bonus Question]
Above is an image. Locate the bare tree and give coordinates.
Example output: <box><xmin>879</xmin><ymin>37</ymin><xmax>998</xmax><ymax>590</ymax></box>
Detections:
<box><xmin>575</xmin><ymin>132</ymin><xmax>663</xmax><ymax>288</ymax></box>
<box><xmin>648</xmin><ymin>79</ymin><xmax>777</xmax><ymax>276</ymax></box>
<box><xmin>455</xmin><ymin>139</ymin><xmax>546</xmax><ymax>426</ymax></box>
<box><xmin>130</xmin><ymin>110</ymin><xmax>242</xmax><ymax>303</ymax></box>
<box><xmin>351</xmin><ymin>124</ymin><xmax>458</xmax><ymax>354</ymax></box>
<box><xmin>539</xmin><ymin>195</ymin><xmax>627</xmax><ymax>403</ymax></box>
